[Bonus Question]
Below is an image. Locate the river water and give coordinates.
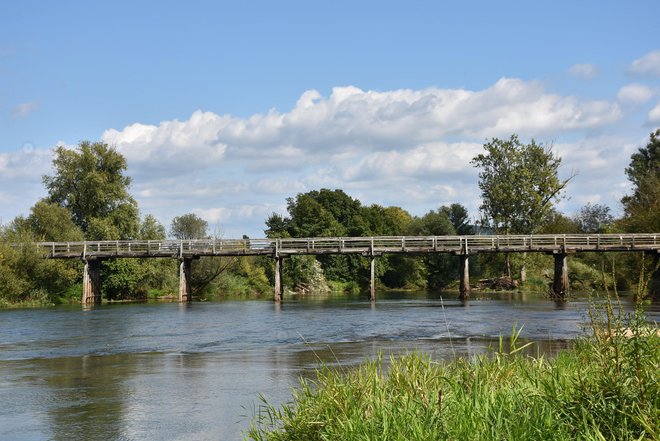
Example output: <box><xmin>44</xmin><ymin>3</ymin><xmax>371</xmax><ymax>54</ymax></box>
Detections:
<box><xmin>1</xmin><ymin>291</ymin><xmax>657</xmax><ymax>440</ymax></box>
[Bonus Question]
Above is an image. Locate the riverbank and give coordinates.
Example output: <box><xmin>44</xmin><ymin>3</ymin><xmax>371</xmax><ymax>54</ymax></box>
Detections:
<box><xmin>248</xmin><ymin>308</ymin><xmax>660</xmax><ymax>441</ymax></box>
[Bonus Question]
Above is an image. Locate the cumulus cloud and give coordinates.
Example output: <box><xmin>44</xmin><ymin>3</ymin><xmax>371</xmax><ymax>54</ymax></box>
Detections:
<box><xmin>629</xmin><ymin>50</ymin><xmax>660</xmax><ymax>76</ymax></box>
<box><xmin>568</xmin><ymin>63</ymin><xmax>599</xmax><ymax>79</ymax></box>
<box><xmin>94</xmin><ymin>78</ymin><xmax>633</xmax><ymax>235</ymax></box>
<box><xmin>103</xmin><ymin>110</ymin><xmax>229</xmax><ymax>173</ymax></box>
<box><xmin>11</xmin><ymin>100</ymin><xmax>41</xmax><ymax>118</ymax></box>
<box><xmin>617</xmin><ymin>84</ymin><xmax>656</xmax><ymax>105</ymax></box>
<box><xmin>103</xmin><ymin>78</ymin><xmax>621</xmax><ymax>174</ymax></box>
<box><xmin>2</xmin><ymin>78</ymin><xmax>636</xmax><ymax>236</ymax></box>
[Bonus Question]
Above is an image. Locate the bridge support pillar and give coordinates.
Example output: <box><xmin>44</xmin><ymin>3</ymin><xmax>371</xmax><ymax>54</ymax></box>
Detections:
<box><xmin>178</xmin><ymin>258</ymin><xmax>193</xmax><ymax>303</ymax></box>
<box><xmin>459</xmin><ymin>254</ymin><xmax>470</xmax><ymax>300</ymax></box>
<box><xmin>82</xmin><ymin>259</ymin><xmax>102</xmax><ymax>305</ymax></box>
<box><xmin>369</xmin><ymin>255</ymin><xmax>376</xmax><ymax>301</ymax></box>
<box><xmin>274</xmin><ymin>256</ymin><xmax>283</xmax><ymax>302</ymax></box>
<box><xmin>552</xmin><ymin>253</ymin><xmax>569</xmax><ymax>298</ymax></box>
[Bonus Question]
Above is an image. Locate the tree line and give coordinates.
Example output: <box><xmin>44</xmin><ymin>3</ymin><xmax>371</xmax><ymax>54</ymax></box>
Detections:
<box><xmin>1</xmin><ymin>130</ymin><xmax>658</xmax><ymax>306</ymax></box>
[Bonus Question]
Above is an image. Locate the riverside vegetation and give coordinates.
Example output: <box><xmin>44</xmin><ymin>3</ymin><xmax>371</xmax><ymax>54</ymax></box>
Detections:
<box><xmin>247</xmin><ymin>293</ymin><xmax>660</xmax><ymax>441</ymax></box>
<box><xmin>1</xmin><ymin>130</ymin><xmax>659</xmax><ymax>306</ymax></box>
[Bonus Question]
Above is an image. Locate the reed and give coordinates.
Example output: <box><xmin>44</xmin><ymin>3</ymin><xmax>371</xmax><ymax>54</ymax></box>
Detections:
<box><xmin>247</xmin><ymin>305</ymin><xmax>659</xmax><ymax>440</ymax></box>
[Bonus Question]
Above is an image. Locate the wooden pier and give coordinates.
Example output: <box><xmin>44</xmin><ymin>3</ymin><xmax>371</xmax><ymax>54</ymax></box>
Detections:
<box><xmin>35</xmin><ymin>233</ymin><xmax>660</xmax><ymax>304</ymax></box>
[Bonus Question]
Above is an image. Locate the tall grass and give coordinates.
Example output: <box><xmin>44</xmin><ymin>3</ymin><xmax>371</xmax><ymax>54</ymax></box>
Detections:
<box><xmin>247</xmin><ymin>305</ymin><xmax>659</xmax><ymax>440</ymax></box>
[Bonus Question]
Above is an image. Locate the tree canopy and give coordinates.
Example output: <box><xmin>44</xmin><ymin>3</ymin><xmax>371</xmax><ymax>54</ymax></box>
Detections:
<box><xmin>472</xmin><ymin>134</ymin><xmax>573</xmax><ymax>234</ymax></box>
<box><xmin>621</xmin><ymin>129</ymin><xmax>660</xmax><ymax>233</ymax></box>
<box><xmin>170</xmin><ymin>213</ymin><xmax>209</xmax><ymax>240</ymax></box>
<box><xmin>43</xmin><ymin>141</ymin><xmax>139</xmax><ymax>240</ymax></box>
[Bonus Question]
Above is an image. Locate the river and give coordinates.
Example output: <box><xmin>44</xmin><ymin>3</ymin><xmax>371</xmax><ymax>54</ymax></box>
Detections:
<box><xmin>1</xmin><ymin>291</ymin><xmax>657</xmax><ymax>440</ymax></box>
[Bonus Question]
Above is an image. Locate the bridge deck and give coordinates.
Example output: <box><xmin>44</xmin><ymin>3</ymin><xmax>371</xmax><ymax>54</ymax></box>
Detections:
<box><xmin>36</xmin><ymin>234</ymin><xmax>660</xmax><ymax>259</ymax></box>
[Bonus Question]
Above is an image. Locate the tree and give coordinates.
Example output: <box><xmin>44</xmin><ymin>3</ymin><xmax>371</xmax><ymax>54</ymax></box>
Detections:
<box><xmin>621</xmin><ymin>129</ymin><xmax>660</xmax><ymax>233</ymax></box>
<box><xmin>472</xmin><ymin>134</ymin><xmax>573</xmax><ymax>278</ymax></box>
<box><xmin>19</xmin><ymin>200</ymin><xmax>84</xmax><ymax>242</ymax></box>
<box><xmin>574</xmin><ymin>203</ymin><xmax>614</xmax><ymax>234</ymax></box>
<box><xmin>139</xmin><ymin>215</ymin><xmax>166</xmax><ymax>240</ymax></box>
<box><xmin>408</xmin><ymin>209</ymin><xmax>457</xmax><ymax>288</ymax></box>
<box><xmin>42</xmin><ymin>141</ymin><xmax>139</xmax><ymax>240</ymax></box>
<box><xmin>621</xmin><ymin>129</ymin><xmax>660</xmax><ymax>298</ymax></box>
<box><xmin>539</xmin><ymin>210</ymin><xmax>580</xmax><ymax>234</ymax></box>
<box><xmin>440</xmin><ymin>203</ymin><xmax>472</xmax><ymax>235</ymax></box>
<box><xmin>471</xmin><ymin>134</ymin><xmax>573</xmax><ymax>235</ymax></box>
<box><xmin>170</xmin><ymin>213</ymin><xmax>208</xmax><ymax>239</ymax></box>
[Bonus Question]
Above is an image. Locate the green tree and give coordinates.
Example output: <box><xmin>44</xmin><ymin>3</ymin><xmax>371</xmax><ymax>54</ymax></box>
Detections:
<box><xmin>621</xmin><ymin>129</ymin><xmax>660</xmax><ymax>233</ymax></box>
<box><xmin>139</xmin><ymin>214</ymin><xmax>166</xmax><ymax>240</ymax></box>
<box><xmin>471</xmin><ymin>134</ymin><xmax>573</xmax><ymax>235</ymax></box>
<box><xmin>539</xmin><ymin>210</ymin><xmax>580</xmax><ymax>234</ymax></box>
<box><xmin>440</xmin><ymin>204</ymin><xmax>472</xmax><ymax>235</ymax></box>
<box><xmin>43</xmin><ymin>141</ymin><xmax>139</xmax><ymax>239</ymax></box>
<box><xmin>408</xmin><ymin>209</ymin><xmax>457</xmax><ymax>288</ymax></box>
<box><xmin>472</xmin><ymin>135</ymin><xmax>573</xmax><ymax>278</ymax></box>
<box><xmin>13</xmin><ymin>200</ymin><xmax>84</xmax><ymax>242</ymax></box>
<box><xmin>621</xmin><ymin>129</ymin><xmax>660</xmax><ymax>298</ymax></box>
<box><xmin>170</xmin><ymin>213</ymin><xmax>208</xmax><ymax>239</ymax></box>
<box><xmin>574</xmin><ymin>203</ymin><xmax>614</xmax><ymax>234</ymax></box>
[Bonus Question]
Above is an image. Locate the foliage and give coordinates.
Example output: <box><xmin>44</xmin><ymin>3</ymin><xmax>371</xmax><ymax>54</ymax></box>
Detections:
<box><xmin>170</xmin><ymin>213</ymin><xmax>208</xmax><ymax>240</ymax></box>
<box><xmin>574</xmin><ymin>203</ymin><xmax>614</xmax><ymax>233</ymax></box>
<box><xmin>538</xmin><ymin>209</ymin><xmax>580</xmax><ymax>234</ymax></box>
<box><xmin>249</xmin><ymin>309</ymin><xmax>660</xmax><ymax>441</ymax></box>
<box><xmin>139</xmin><ymin>214</ymin><xmax>166</xmax><ymax>240</ymax></box>
<box><xmin>0</xmin><ymin>225</ymin><xmax>79</xmax><ymax>305</ymax></box>
<box><xmin>620</xmin><ymin>129</ymin><xmax>660</xmax><ymax>297</ymax></box>
<box><xmin>43</xmin><ymin>141</ymin><xmax>139</xmax><ymax>239</ymax></box>
<box><xmin>621</xmin><ymin>129</ymin><xmax>660</xmax><ymax>233</ymax></box>
<box><xmin>472</xmin><ymin>134</ymin><xmax>573</xmax><ymax>234</ymax></box>
<box><xmin>440</xmin><ymin>203</ymin><xmax>472</xmax><ymax>235</ymax></box>
<box><xmin>18</xmin><ymin>200</ymin><xmax>84</xmax><ymax>242</ymax></box>
<box><xmin>408</xmin><ymin>208</ymin><xmax>457</xmax><ymax>288</ymax></box>
<box><xmin>103</xmin><ymin>259</ymin><xmax>147</xmax><ymax>300</ymax></box>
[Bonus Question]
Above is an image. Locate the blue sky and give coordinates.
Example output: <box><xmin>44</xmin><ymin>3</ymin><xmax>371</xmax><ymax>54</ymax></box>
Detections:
<box><xmin>1</xmin><ymin>1</ymin><xmax>659</xmax><ymax>237</ymax></box>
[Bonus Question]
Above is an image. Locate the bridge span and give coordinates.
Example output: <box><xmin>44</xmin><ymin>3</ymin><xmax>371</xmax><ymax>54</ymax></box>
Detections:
<box><xmin>35</xmin><ymin>233</ymin><xmax>660</xmax><ymax>304</ymax></box>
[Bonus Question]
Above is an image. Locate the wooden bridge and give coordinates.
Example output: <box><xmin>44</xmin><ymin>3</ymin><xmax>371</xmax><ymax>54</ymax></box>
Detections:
<box><xmin>36</xmin><ymin>233</ymin><xmax>660</xmax><ymax>304</ymax></box>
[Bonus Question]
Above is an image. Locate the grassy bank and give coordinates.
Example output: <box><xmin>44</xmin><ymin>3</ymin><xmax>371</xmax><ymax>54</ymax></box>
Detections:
<box><xmin>248</xmin><ymin>307</ymin><xmax>659</xmax><ymax>440</ymax></box>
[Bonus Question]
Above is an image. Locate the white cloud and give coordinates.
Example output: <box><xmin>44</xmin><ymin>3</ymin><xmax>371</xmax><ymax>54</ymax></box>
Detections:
<box><xmin>0</xmin><ymin>79</ymin><xmax>640</xmax><ymax>237</ymax></box>
<box><xmin>568</xmin><ymin>63</ymin><xmax>598</xmax><ymax>79</ymax></box>
<box><xmin>11</xmin><ymin>100</ymin><xmax>41</xmax><ymax>118</ymax></box>
<box><xmin>103</xmin><ymin>110</ymin><xmax>229</xmax><ymax>173</ymax></box>
<box><xmin>648</xmin><ymin>103</ymin><xmax>660</xmax><ymax>125</ymax></box>
<box><xmin>617</xmin><ymin>84</ymin><xmax>656</xmax><ymax>105</ymax></box>
<box><xmin>103</xmin><ymin>78</ymin><xmax>621</xmax><ymax>175</ymax></box>
<box><xmin>629</xmin><ymin>50</ymin><xmax>660</xmax><ymax>76</ymax></box>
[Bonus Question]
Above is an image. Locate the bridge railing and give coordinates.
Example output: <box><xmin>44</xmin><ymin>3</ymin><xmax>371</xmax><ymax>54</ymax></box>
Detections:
<box><xmin>34</xmin><ymin>233</ymin><xmax>658</xmax><ymax>258</ymax></box>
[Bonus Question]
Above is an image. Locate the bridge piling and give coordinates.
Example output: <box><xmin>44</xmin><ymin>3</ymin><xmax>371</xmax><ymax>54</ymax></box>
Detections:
<box><xmin>459</xmin><ymin>255</ymin><xmax>470</xmax><ymax>300</ymax></box>
<box><xmin>178</xmin><ymin>258</ymin><xmax>193</xmax><ymax>303</ymax></box>
<box><xmin>369</xmin><ymin>255</ymin><xmax>376</xmax><ymax>301</ymax></box>
<box><xmin>274</xmin><ymin>256</ymin><xmax>283</xmax><ymax>302</ymax></box>
<box><xmin>552</xmin><ymin>253</ymin><xmax>569</xmax><ymax>298</ymax></box>
<box><xmin>82</xmin><ymin>259</ymin><xmax>102</xmax><ymax>305</ymax></box>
